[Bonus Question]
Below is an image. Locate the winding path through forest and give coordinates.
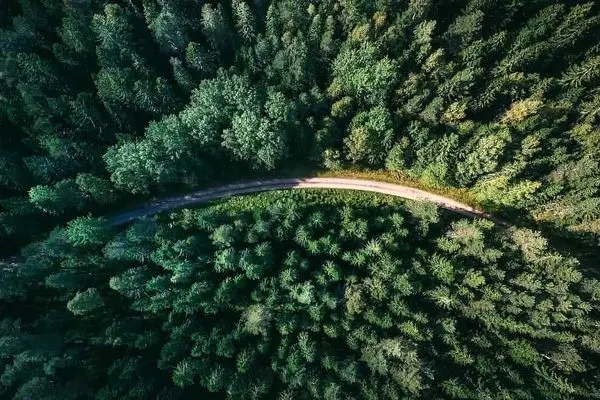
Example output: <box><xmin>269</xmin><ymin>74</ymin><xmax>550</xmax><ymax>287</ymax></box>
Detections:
<box><xmin>108</xmin><ymin>178</ymin><xmax>507</xmax><ymax>227</ymax></box>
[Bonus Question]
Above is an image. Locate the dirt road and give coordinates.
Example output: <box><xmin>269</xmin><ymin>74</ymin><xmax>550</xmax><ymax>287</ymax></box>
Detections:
<box><xmin>108</xmin><ymin>178</ymin><xmax>506</xmax><ymax>226</ymax></box>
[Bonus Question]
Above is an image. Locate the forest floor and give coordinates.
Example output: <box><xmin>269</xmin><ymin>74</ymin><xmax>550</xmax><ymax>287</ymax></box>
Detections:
<box><xmin>107</xmin><ymin>177</ymin><xmax>508</xmax><ymax>227</ymax></box>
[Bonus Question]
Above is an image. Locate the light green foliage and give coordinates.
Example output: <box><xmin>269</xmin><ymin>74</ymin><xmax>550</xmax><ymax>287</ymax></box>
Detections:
<box><xmin>384</xmin><ymin>139</ymin><xmax>409</xmax><ymax>171</ymax></box>
<box><xmin>322</xmin><ymin>148</ymin><xmax>344</xmax><ymax>170</ymax></box>
<box><xmin>105</xmin><ymin>73</ymin><xmax>294</xmax><ymax>191</ymax></box>
<box><xmin>401</xmin><ymin>122</ymin><xmax>459</xmax><ymax>187</ymax></box>
<box><xmin>345</xmin><ymin>106</ymin><xmax>395</xmax><ymax>166</ymax></box>
<box><xmin>438</xmin><ymin>219</ymin><xmax>502</xmax><ymax>264</ymax></box>
<box><xmin>330</xmin><ymin>42</ymin><xmax>397</xmax><ymax>105</ymax></box>
<box><xmin>562</xmin><ymin>56</ymin><xmax>600</xmax><ymax>88</ymax></box>
<box><xmin>474</xmin><ymin>174</ymin><xmax>541</xmax><ymax>208</ymax></box>
<box><xmin>500</xmin><ymin>97</ymin><xmax>543</xmax><ymax>125</ymax></box>
<box><xmin>104</xmin><ymin>139</ymin><xmax>178</xmax><ymax>194</ymax></box>
<box><xmin>222</xmin><ymin>92</ymin><xmax>289</xmax><ymax>169</ymax></box>
<box><xmin>455</xmin><ymin>126</ymin><xmax>511</xmax><ymax>185</ymax></box>
<box><xmin>233</xmin><ymin>0</ymin><xmax>256</xmax><ymax>41</ymax></box>
<box><xmin>242</xmin><ymin>304</ymin><xmax>272</xmax><ymax>335</ymax></box>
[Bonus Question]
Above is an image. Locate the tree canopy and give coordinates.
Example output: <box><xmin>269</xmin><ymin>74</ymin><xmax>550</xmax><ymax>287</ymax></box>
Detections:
<box><xmin>2</xmin><ymin>191</ymin><xmax>600</xmax><ymax>399</ymax></box>
<box><xmin>1</xmin><ymin>0</ymin><xmax>600</xmax><ymax>398</ymax></box>
<box><xmin>1</xmin><ymin>0</ymin><xmax>599</xmax><ymax>250</ymax></box>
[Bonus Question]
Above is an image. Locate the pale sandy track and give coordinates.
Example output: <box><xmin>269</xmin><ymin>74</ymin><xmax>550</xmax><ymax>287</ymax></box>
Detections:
<box><xmin>108</xmin><ymin>178</ymin><xmax>506</xmax><ymax>226</ymax></box>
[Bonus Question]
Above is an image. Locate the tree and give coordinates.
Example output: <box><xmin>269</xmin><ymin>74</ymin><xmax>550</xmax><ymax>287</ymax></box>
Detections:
<box><xmin>361</xmin><ymin>338</ymin><xmax>423</xmax><ymax>394</ymax></box>
<box><xmin>0</xmin><ymin>153</ymin><xmax>29</xmax><ymax>192</ymax></box>
<box><xmin>92</xmin><ymin>4</ymin><xmax>180</xmax><ymax>118</ymax></box>
<box><xmin>233</xmin><ymin>0</ymin><xmax>256</xmax><ymax>42</ymax></box>
<box><xmin>146</xmin><ymin>4</ymin><xmax>188</xmax><ymax>55</ymax></box>
<box><xmin>242</xmin><ymin>304</ymin><xmax>271</xmax><ymax>335</ymax></box>
<box><xmin>225</xmin><ymin>110</ymin><xmax>281</xmax><ymax>169</ymax></box>
<box><xmin>344</xmin><ymin>106</ymin><xmax>394</xmax><ymax>166</ymax></box>
<box><xmin>185</xmin><ymin>42</ymin><xmax>216</xmax><ymax>73</ymax></box>
<box><xmin>28</xmin><ymin>179</ymin><xmax>87</xmax><ymax>214</ymax></box>
<box><xmin>500</xmin><ymin>98</ymin><xmax>543</xmax><ymax>125</ymax></box>
<box><xmin>408</xmin><ymin>134</ymin><xmax>459</xmax><ymax>187</ymax></box>
<box><xmin>67</xmin><ymin>287</ymin><xmax>104</xmax><ymax>315</ymax></box>
<box><xmin>66</xmin><ymin>216</ymin><xmax>110</xmax><ymax>247</ymax></box>
<box><xmin>443</xmin><ymin>10</ymin><xmax>484</xmax><ymax>55</ymax></box>
<box><xmin>329</xmin><ymin>42</ymin><xmax>397</xmax><ymax>105</ymax></box>
<box><xmin>53</xmin><ymin>0</ymin><xmax>96</xmax><ymax>66</ymax></box>
<box><xmin>455</xmin><ymin>126</ymin><xmax>511</xmax><ymax>186</ymax></box>
<box><xmin>473</xmin><ymin>174</ymin><xmax>541</xmax><ymax>208</ymax></box>
<box><xmin>201</xmin><ymin>3</ymin><xmax>230</xmax><ymax>54</ymax></box>
<box><xmin>561</xmin><ymin>55</ymin><xmax>600</xmax><ymax>88</ymax></box>
<box><xmin>75</xmin><ymin>173</ymin><xmax>119</xmax><ymax>205</ymax></box>
<box><xmin>385</xmin><ymin>139</ymin><xmax>409</xmax><ymax>172</ymax></box>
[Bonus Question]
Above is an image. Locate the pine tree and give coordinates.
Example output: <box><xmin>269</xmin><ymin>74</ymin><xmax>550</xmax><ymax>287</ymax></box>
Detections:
<box><xmin>93</xmin><ymin>4</ymin><xmax>180</xmax><ymax>122</ymax></box>
<box><xmin>67</xmin><ymin>287</ymin><xmax>104</xmax><ymax>315</ymax></box>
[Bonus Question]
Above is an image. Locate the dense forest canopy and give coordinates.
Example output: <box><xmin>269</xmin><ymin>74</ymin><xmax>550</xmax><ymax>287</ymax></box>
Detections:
<box><xmin>2</xmin><ymin>191</ymin><xmax>600</xmax><ymax>399</ymax></box>
<box><xmin>1</xmin><ymin>0</ymin><xmax>600</xmax><ymax>398</ymax></box>
<box><xmin>1</xmin><ymin>0</ymin><xmax>600</xmax><ymax>253</ymax></box>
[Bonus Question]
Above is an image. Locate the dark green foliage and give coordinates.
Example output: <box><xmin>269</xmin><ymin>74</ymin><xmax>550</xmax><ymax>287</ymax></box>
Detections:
<box><xmin>2</xmin><ymin>192</ymin><xmax>600</xmax><ymax>399</ymax></box>
<box><xmin>92</xmin><ymin>3</ymin><xmax>181</xmax><ymax>119</ymax></box>
<box><xmin>66</xmin><ymin>287</ymin><xmax>104</xmax><ymax>315</ymax></box>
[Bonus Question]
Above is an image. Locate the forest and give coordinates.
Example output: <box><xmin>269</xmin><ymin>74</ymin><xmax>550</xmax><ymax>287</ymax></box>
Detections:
<box><xmin>1</xmin><ymin>0</ymin><xmax>599</xmax><ymax>398</ymax></box>
<box><xmin>2</xmin><ymin>191</ymin><xmax>600</xmax><ymax>399</ymax></box>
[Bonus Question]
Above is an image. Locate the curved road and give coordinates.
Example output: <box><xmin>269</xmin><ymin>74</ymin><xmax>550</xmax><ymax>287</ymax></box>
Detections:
<box><xmin>108</xmin><ymin>178</ymin><xmax>507</xmax><ymax>227</ymax></box>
